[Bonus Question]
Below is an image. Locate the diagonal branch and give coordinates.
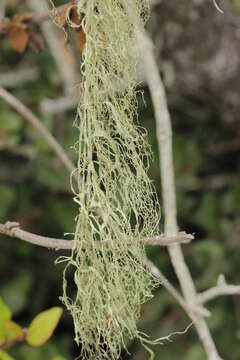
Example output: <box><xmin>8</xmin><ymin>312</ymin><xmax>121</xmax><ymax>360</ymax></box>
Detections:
<box><xmin>146</xmin><ymin>260</ymin><xmax>211</xmax><ymax>319</ymax></box>
<box><xmin>138</xmin><ymin>29</ymin><xmax>223</xmax><ymax>360</ymax></box>
<box><xmin>0</xmin><ymin>221</ymin><xmax>193</xmax><ymax>250</ymax></box>
<box><xmin>197</xmin><ymin>274</ymin><xmax>240</xmax><ymax>304</ymax></box>
<box><xmin>0</xmin><ymin>87</ymin><xmax>75</xmax><ymax>176</ymax></box>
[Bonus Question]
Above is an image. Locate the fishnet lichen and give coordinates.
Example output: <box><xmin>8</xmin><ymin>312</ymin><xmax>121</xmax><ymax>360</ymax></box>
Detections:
<box><xmin>56</xmin><ymin>1</ymin><xmax>160</xmax><ymax>359</ymax></box>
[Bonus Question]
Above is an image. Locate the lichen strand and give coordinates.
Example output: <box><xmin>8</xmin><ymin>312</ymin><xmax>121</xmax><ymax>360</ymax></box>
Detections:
<box><xmin>59</xmin><ymin>1</ymin><xmax>160</xmax><ymax>359</ymax></box>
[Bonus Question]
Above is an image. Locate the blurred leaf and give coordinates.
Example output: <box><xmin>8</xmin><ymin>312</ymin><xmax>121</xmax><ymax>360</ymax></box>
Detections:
<box><xmin>0</xmin><ymin>111</ymin><xmax>22</xmax><ymax>132</ymax></box>
<box><xmin>8</xmin><ymin>25</ymin><xmax>29</xmax><ymax>53</ymax></box>
<box><xmin>194</xmin><ymin>240</ymin><xmax>223</xmax><ymax>270</ymax></box>
<box><xmin>51</xmin><ymin>201</ymin><xmax>76</xmax><ymax>232</ymax></box>
<box><xmin>0</xmin><ymin>185</ymin><xmax>15</xmax><ymax>218</ymax></box>
<box><xmin>173</xmin><ymin>136</ymin><xmax>201</xmax><ymax>175</ymax></box>
<box><xmin>26</xmin><ymin>307</ymin><xmax>63</xmax><ymax>347</ymax></box>
<box><xmin>1</xmin><ymin>272</ymin><xmax>32</xmax><ymax>315</ymax></box>
<box><xmin>0</xmin><ymin>350</ymin><xmax>14</xmax><ymax>360</ymax></box>
<box><xmin>193</xmin><ymin>192</ymin><xmax>219</xmax><ymax>234</ymax></box>
<box><xmin>232</xmin><ymin>178</ymin><xmax>240</xmax><ymax>216</ymax></box>
<box><xmin>0</xmin><ymin>298</ymin><xmax>11</xmax><ymax>322</ymax></box>
<box><xmin>3</xmin><ymin>320</ymin><xmax>23</xmax><ymax>341</ymax></box>
<box><xmin>51</xmin><ymin>357</ymin><xmax>66</xmax><ymax>360</ymax></box>
<box><xmin>0</xmin><ymin>297</ymin><xmax>11</xmax><ymax>342</ymax></box>
<box><xmin>186</xmin><ymin>344</ymin><xmax>206</xmax><ymax>360</ymax></box>
<box><xmin>33</xmin><ymin>160</ymin><xmax>67</xmax><ymax>191</ymax></box>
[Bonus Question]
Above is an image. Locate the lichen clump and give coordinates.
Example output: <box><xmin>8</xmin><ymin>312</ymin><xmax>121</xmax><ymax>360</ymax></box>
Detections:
<box><xmin>59</xmin><ymin>1</ymin><xmax>160</xmax><ymax>359</ymax></box>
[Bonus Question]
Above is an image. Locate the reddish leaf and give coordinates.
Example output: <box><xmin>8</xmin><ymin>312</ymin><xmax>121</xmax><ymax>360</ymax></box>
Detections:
<box><xmin>3</xmin><ymin>320</ymin><xmax>24</xmax><ymax>341</ymax></box>
<box><xmin>76</xmin><ymin>27</ymin><xmax>86</xmax><ymax>53</ymax></box>
<box><xmin>8</xmin><ymin>25</ymin><xmax>29</xmax><ymax>53</ymax></box>
<box><xmin>12</xmin><ymin>13</ymin><xmax>34</xmax><ymax>25</ymax></box>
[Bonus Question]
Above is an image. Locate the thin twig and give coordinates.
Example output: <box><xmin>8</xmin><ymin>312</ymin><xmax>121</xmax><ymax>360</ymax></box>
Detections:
<box><xmin>40</xmin><ymin>95</ymin><xmax>79</xmax><ymax>116</ymax></box>
<box><xmin>0</xmin><ymin>68</ymin><xmax>39</xmax><ymax>88</ymax></box>
<box><xmin>0</xmin><ymin>222</ymin><xmax>193</xmax><ymax>250</ymax></box>
<box><xmin>31</xmin><ymin>4</ymin><xmax>69</xmax><ymax>25</ymax></box>
<box><xmin>0</xmin><ymin>87</ymin><xmax>75</xmax><ymax>175</ymax></box>
<box><xmin>197</xmin><ymin>274</ymin><xmax>240</xmax><ymax>304</ymax></box>
<box><xmin>142</xmin><ymin>231</ymin><xmax>194</xmax><ymax>245</ymax></box>
<box><xmin>146</xmin><ymin>260</ymin><xmax>210</xmax><ymax>318</ymax></box>
<box><xmin>0</xmin><ymin>222</ymin><xmax>74</xmax><ymax>250</ymax></box>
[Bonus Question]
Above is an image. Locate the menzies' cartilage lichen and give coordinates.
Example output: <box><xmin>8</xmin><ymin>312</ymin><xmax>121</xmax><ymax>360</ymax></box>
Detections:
<box><xmin>57</xmin><ymin>1</ymin><xmax>160</xmax><ymax>359</ymax></box>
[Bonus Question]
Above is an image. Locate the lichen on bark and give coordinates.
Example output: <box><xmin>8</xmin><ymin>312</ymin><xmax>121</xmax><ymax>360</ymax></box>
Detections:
<box><xmin>57</xmin><ymin>1</ymin><xmax>160</xmax><ymax>359</ymax></box>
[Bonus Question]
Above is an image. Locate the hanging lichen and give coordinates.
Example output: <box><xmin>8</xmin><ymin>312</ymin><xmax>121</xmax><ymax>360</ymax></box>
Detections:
<box><xmin>55</xmin><ymin>1</ymin><xmax>160</xmax><ymax>359</ymax></box>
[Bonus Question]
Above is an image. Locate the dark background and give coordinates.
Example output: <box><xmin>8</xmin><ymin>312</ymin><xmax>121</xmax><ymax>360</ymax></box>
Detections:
<box><xmin>0</xmin><ymin>0</ymin><xmax>240</xmax><ymax>359</ymax></box>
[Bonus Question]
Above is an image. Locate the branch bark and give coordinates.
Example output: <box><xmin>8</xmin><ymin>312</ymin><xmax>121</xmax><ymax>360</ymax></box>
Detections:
<box><xmin>0</xmin><ymin>222</ymin><xmax>74</xmax><ymax>250</ymax></box>
<box><xmin>197</xmin><ymin>274</ymin><xmax>240</xmax><ymax>304</ymax></box>
<box><xmin>0</xmin><ymin>68</ymin><xmax>39</xmax><ymax>88</ymax></box>
<box><xmin>146</xmin><ymin>260</ymin><xmax>210</xmax><ymax>318</ymax></box>
<box><xmin>0</xmin><ymin>222</ymin><xmax>193</xmax><ymax>250</ymax></box>
<box><xmin>138</xmin><ymin>30</ymin><xmax>223</xmax><ymax>360</ymax></box>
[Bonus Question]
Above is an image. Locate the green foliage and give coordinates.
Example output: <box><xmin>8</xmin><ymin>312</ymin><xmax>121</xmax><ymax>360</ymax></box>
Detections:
<box><xmin>2</xmin><ymin>320</ymin><xmax>23</xmax><ymax>342</ymax></box>
<box><xmin>0</xmin><ymin>186</ymin><xmax>15</xmax><ymax>219</ymax></box>
<box><xmin>0</xmin><ymin>350</ymin><xmax>14</xmax><ymax>360</ymax></box>
<box><xmin>0</xmin><ymin>297</ymin><xmax>63</xmax><ymax>359</ymax></box>
<box><xmin>0</xmin><ymin>298</ymin><xmax>11</xmax><ymax>342</ymax></box>
<box><xmin>26</xmin><ymin>307</ymin><xmax>63</xmax><ymax>347</ymax></box>
<box><xmin>1</xmin><ymin>273</ymin><xmax>32</xmax><ymax>315</ymax></box>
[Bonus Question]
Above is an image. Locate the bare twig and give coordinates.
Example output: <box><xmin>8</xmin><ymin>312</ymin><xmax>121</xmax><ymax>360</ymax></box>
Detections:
<box><xmin>40</xmin><ymin>95</ymin><xmax>79</xmax><ymax>116</ymax></box>
<box><xmin>31</xmin><ymin>3</ymin><xmax>69</xmax><ymax>25</ymax></box>
<box><xmin>197</xmin><ymin>274</ymin><xmax>240</xmax><ymax>304</ymax></box>
<box><xmin>0</xmin><ymin>222</ymin><xmax>193</xmax><ymax>250</ymax></box>
<box><xmin>142</xmin><ymin>231</ymin><xmax>194</xmax><ymax>246</ymax></box>
<box><xmin>0</xmin><ymin>222</ymin><xmax>73</xmax><ymax>250</ymax></box>
<box><xmin>0</xmin><ymin>68</ymin><xmax>39</xmax><ymax>88</ymax></box>
<box><xmin>0</xmin><ymin>86</ymin><xmax>75</xmax><ymax>175</ymax></box>
<box><xmin>138</xmin><ymin>30</ymin><xmax>223</xmax><ymax>359</ymax></box>
<box><xmin>147</xmin><ymin>260</ymin><xmax>210</xmax><ymax>318</ymax></box>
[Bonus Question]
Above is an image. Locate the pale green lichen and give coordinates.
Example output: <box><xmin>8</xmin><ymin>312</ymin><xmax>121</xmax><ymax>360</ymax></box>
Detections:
<box><xmin>56</xmin><ymin>1</ymin><xmax>160</xmax><ymax>359</ymax></box>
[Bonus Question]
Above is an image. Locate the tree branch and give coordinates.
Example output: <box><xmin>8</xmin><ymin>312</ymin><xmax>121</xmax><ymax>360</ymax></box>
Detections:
<box><xmin>0</xmin><ymin>222</ymin><xmax>193</xmax><ymax>250</ymax></box>
<box><xmin>31</xmin><ymin>4</ymin><xmax>69</xmax><ymax>25</ymax></box>
<box><xmin>0</xmin><ymin>68</ymin><xmax>39</xmax><ymax>88</ymax></box>
<box><xmin>40</xmin><ymin>95</ymin><xmax>79</xmax><ymax>116</ymax></box>
<box><xmin>142</xmin><ymin>231</ymin><xmax>194</xmax><ymax>245</ymax></box>
<box><xmin>0</xmin><ymin>222</ymin><xmax>74</xmax><ymax>250</ymax></box>
<box><xmin>0</xmin><ymin>87</ymin><xmax>75</xmax><ymax>176</ymax></box>
<box><xmin>197</xmin><ymin>274</ymin><xmax>240</xmax><ymax>304</ymax></box>
<box><xmin>138</xmin><ymin>29</ymin><xmax>223</xmax><ymax>360</ymax></box>
<box><xmin>146</xmin><ymin>260</ymin><xmax>211</xmax><ymax>319</ymax></box>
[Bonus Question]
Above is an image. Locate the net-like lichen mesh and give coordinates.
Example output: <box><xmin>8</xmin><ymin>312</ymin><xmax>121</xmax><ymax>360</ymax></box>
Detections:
<box><xmin>56</xmin><ymin>1</ymin><xmax>160</xmax><ymax>359</ymax></box>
